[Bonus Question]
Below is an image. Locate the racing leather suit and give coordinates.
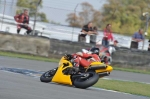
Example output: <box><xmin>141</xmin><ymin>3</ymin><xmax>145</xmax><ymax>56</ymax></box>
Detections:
<box><xmin>14</xmin><ymin>13</ymin><xmax>32</xmax><ymax>34</ymax></box>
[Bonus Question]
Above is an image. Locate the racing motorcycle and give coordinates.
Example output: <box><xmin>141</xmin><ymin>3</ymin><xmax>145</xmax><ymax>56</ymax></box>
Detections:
<box><xmin>40</xmin><ymin>54</ymin><xmax>113</xmax><ymax>89</ymax></box>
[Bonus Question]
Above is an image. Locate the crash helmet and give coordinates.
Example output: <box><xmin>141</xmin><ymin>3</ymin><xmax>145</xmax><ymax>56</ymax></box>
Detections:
<box><xmin>90</xmin><ymin>47</ymin><xmax>99</xmax><ymax>55</ymax></box>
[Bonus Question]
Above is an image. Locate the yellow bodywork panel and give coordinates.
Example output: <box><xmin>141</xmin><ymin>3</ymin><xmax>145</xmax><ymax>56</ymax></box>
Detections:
<box><xmin>89</xmin><ymin>62</ymin><xmax>113</xmax><ymax>73</ymax></box>
<box><xmin>90</xmin><ymin>62</ymin><xmax>105</xmax><ymax>66</ymax></box>
<box><xmin>51</xmin><ymin>57</ymin><xmax>73</xmax><ymax>85</ymax></box>
<box><xmin>95</xmin><ymin>65</ymin><xmax>113</xmax><ymax>73</ymax></box>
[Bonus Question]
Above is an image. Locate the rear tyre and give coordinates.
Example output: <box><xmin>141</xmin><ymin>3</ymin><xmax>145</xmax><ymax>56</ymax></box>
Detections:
<box><xmin>73</xmin><ymin>72</ymin><xmax>99</xmax><ymax>89</ymax></box>
<box><xmin>40</xmin><ymin>68</ymin><xmax>57</xmax><ymax>83</ymax></box>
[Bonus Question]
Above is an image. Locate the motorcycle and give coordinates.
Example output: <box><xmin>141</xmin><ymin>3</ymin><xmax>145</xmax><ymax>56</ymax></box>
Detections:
<box><xmin>40</xmin><ymin>55</ymin><xmax>113</xmax><ymax>89</ymax></box>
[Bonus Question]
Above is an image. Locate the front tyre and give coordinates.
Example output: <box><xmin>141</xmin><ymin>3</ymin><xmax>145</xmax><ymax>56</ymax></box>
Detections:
<box><xmin>73</xmin><ymin>72</ymin><xmax>99</xmax><ymax>89</ymax></box>
<box><xmin>40</xmin><ymin>68</ymin><xmax>57</xmax><ymax>83</ymax></box>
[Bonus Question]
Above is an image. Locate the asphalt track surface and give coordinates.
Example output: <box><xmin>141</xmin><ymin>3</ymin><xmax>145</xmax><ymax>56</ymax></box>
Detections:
<box><xmin>0</xmin><ymin>56</ymin><xmax>150</xmax><ymax>99</ymax></box>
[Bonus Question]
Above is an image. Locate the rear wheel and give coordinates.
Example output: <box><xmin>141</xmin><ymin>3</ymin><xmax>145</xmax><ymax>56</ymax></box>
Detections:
<box><xmin>73</xmin><ymin>72</ymin><xmax>99</xmax><ymax>89</ymax></box>
<box><xmin>40</xmin><ymin>68</ymin><xmax>57</xmax><ymax>83</ymax></box>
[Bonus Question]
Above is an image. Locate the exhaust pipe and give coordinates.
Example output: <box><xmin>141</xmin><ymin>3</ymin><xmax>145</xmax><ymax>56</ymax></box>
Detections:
<box><xmin>72</xmin><ymin>73</ymin><xmax>88</xmax><ymax>79</ymax></box>
<box><xmin>98</xmin><ymin>72</ymin><xmax>110</xmax><ymax>77</ymax></box>
<box><xmin>89</xmin><ymin>66</ymin><xmax>107</xmax><ymax>70</ymax></box>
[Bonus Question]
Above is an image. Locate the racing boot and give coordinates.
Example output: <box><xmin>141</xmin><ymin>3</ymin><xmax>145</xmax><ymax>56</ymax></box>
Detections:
<box><xmin>68</xmin><ymin>61</ymin><xmax>79</xmax><ymax>74</ymax></box>
<box><xmin>72</xmin><ymin>66</ymin><xmax>79</xmax><ymax>73</ymax></box>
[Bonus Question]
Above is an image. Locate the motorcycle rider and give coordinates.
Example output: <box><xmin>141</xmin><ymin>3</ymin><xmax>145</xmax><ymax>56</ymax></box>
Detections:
<box><xmin>64</xmin><ymin>48</ymin><xmax>100</xmax><ymax>74</ymax></box>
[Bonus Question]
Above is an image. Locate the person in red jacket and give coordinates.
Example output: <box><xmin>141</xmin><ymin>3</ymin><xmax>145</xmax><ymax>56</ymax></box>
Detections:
<box><xmin>102</xmin><ymin>24</ymin><xmax>114</xmax><ymax>48</ymax></box>
<box><xmin>14</xmin><ymin>9</ymin><xmax>32</xmax><ymax>34</ymax></box>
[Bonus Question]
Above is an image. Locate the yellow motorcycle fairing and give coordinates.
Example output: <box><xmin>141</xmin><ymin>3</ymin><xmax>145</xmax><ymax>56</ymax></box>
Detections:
<box><xmin>89</xmin><ymin>62</ymin><xmax>113</xmax><ymax>73</ymax></box>
<box><xmin>51</xmin><ymin>57</ymin><xmax>73</xmax><ymax>85</ymax></box>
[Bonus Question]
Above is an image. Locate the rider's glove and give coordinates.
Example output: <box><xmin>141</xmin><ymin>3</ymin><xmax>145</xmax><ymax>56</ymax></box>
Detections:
<box><xmin>64</xmin><ymin>54</ymin><xmax>72</xmax><ymax>60</ymax></box>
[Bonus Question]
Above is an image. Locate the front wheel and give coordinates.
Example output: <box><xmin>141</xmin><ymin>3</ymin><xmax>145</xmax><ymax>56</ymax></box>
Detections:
<box><xmin>73</xmin><ymin>72</ymin><xmax>99</xmax><ymax>89</ymax></box>
<box><xmin>40</xmin><ymin>68</ymin><xmax>57</xmax><ymax>83</ymax></box>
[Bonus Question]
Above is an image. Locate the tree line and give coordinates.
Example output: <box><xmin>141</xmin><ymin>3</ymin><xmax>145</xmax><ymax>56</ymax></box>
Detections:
<box><xmin>66</xmin><ymin>0</ymin><xmax>150</xmax><ymax>37</ymax></box>
<box><xmin>16</xmin><ymin>0</ymin><xmax>150</xmax><ymax>37</ymax></box>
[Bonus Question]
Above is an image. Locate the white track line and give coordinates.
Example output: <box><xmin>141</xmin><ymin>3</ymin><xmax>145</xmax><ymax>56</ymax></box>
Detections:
<box><xmin>89</xmin><ymin>87</ymin><xmax>149</xmax><ymax>99</ymax></box>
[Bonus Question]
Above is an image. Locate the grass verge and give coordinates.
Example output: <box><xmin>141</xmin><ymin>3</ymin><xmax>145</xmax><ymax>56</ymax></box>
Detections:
<box><xmin>94</xmin><ymin>79</ymin><xmax>150</xmax><ymax>97</ymax></box>
<box><xmin>113</xmin><ymin>67</ymin><xmax>150</xmax><ymax>75</ymax></box>
<box><xmin>0</xmin><ymin>51</ymin><xmax>59</xmax><ymax>62</ymax></box>
<box><xmin>0</xmin><ymin>51</ymin><xmax>150</xmax><ymax>74</ymax></box>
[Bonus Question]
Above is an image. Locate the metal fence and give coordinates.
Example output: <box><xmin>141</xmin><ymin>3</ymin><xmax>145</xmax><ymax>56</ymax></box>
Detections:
<box><xmin>0</xmin><ymin>0</ymin><xmax>149</xmax><ymax>50</ymax></box>
<box><xmin>0</xmin><ymin>0</ymin><xmax>84</xmax><ymax>41</ymax></box>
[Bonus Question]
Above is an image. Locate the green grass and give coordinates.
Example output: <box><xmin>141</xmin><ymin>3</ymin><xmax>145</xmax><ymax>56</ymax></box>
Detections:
<box><xmin>94</xmin><ymin>79</ymin><xmax>150</xmax><ymax>97</ymax></box>
<box><xmin>113</xmin><ymin>67</ymin><xmax>150</xmax><ymax>75</ymax></box>
<box><xmin>0</xmin><ymin>51</ymin><xmax>59</xmax><ymax>63</ymax></box>
<box><xmin>0</xmin><ymin>51</ymin><xmax>150</xmax><ymax>75</ymax></box>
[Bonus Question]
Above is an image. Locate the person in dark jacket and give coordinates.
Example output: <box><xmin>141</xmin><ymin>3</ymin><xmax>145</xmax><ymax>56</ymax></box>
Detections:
<box><xmin>89</xmin><ymin>26</ymin><xmax>98</xmax><ymax>44</ymax></box>
<box><xmin>78</xmin><ymin>22</ymin><xmax>97</xmax><ymax>43</ymax></box>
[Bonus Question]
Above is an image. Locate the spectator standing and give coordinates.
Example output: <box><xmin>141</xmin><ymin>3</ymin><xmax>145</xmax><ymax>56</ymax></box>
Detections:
<box><xmin>14</xmin><ymin>9</ymin><xmax>32</xmax><ymax>34</ymax></box>
<box><xmin>78</xmin><ymin>22</ymin><xmax>97</xmax><ymax>43</ymax></box>
<box><xmin>131</xmin><ymin>29</ymin><xmax>144</xmax><ymax>49</ymax></box>
<box><xmin>102</xmin><ymin>24</ymin><xmax>114</xmax><ymax>48</ymax></box>
<box><xmin>89</xmin><ymin>26</ymin><xmax>98</xmax><ymax>44</ymax></box>
<box><xmin>148</xmin><ymin>39</ymin><xmax>150</xmax><ymax>51</ymax></box>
